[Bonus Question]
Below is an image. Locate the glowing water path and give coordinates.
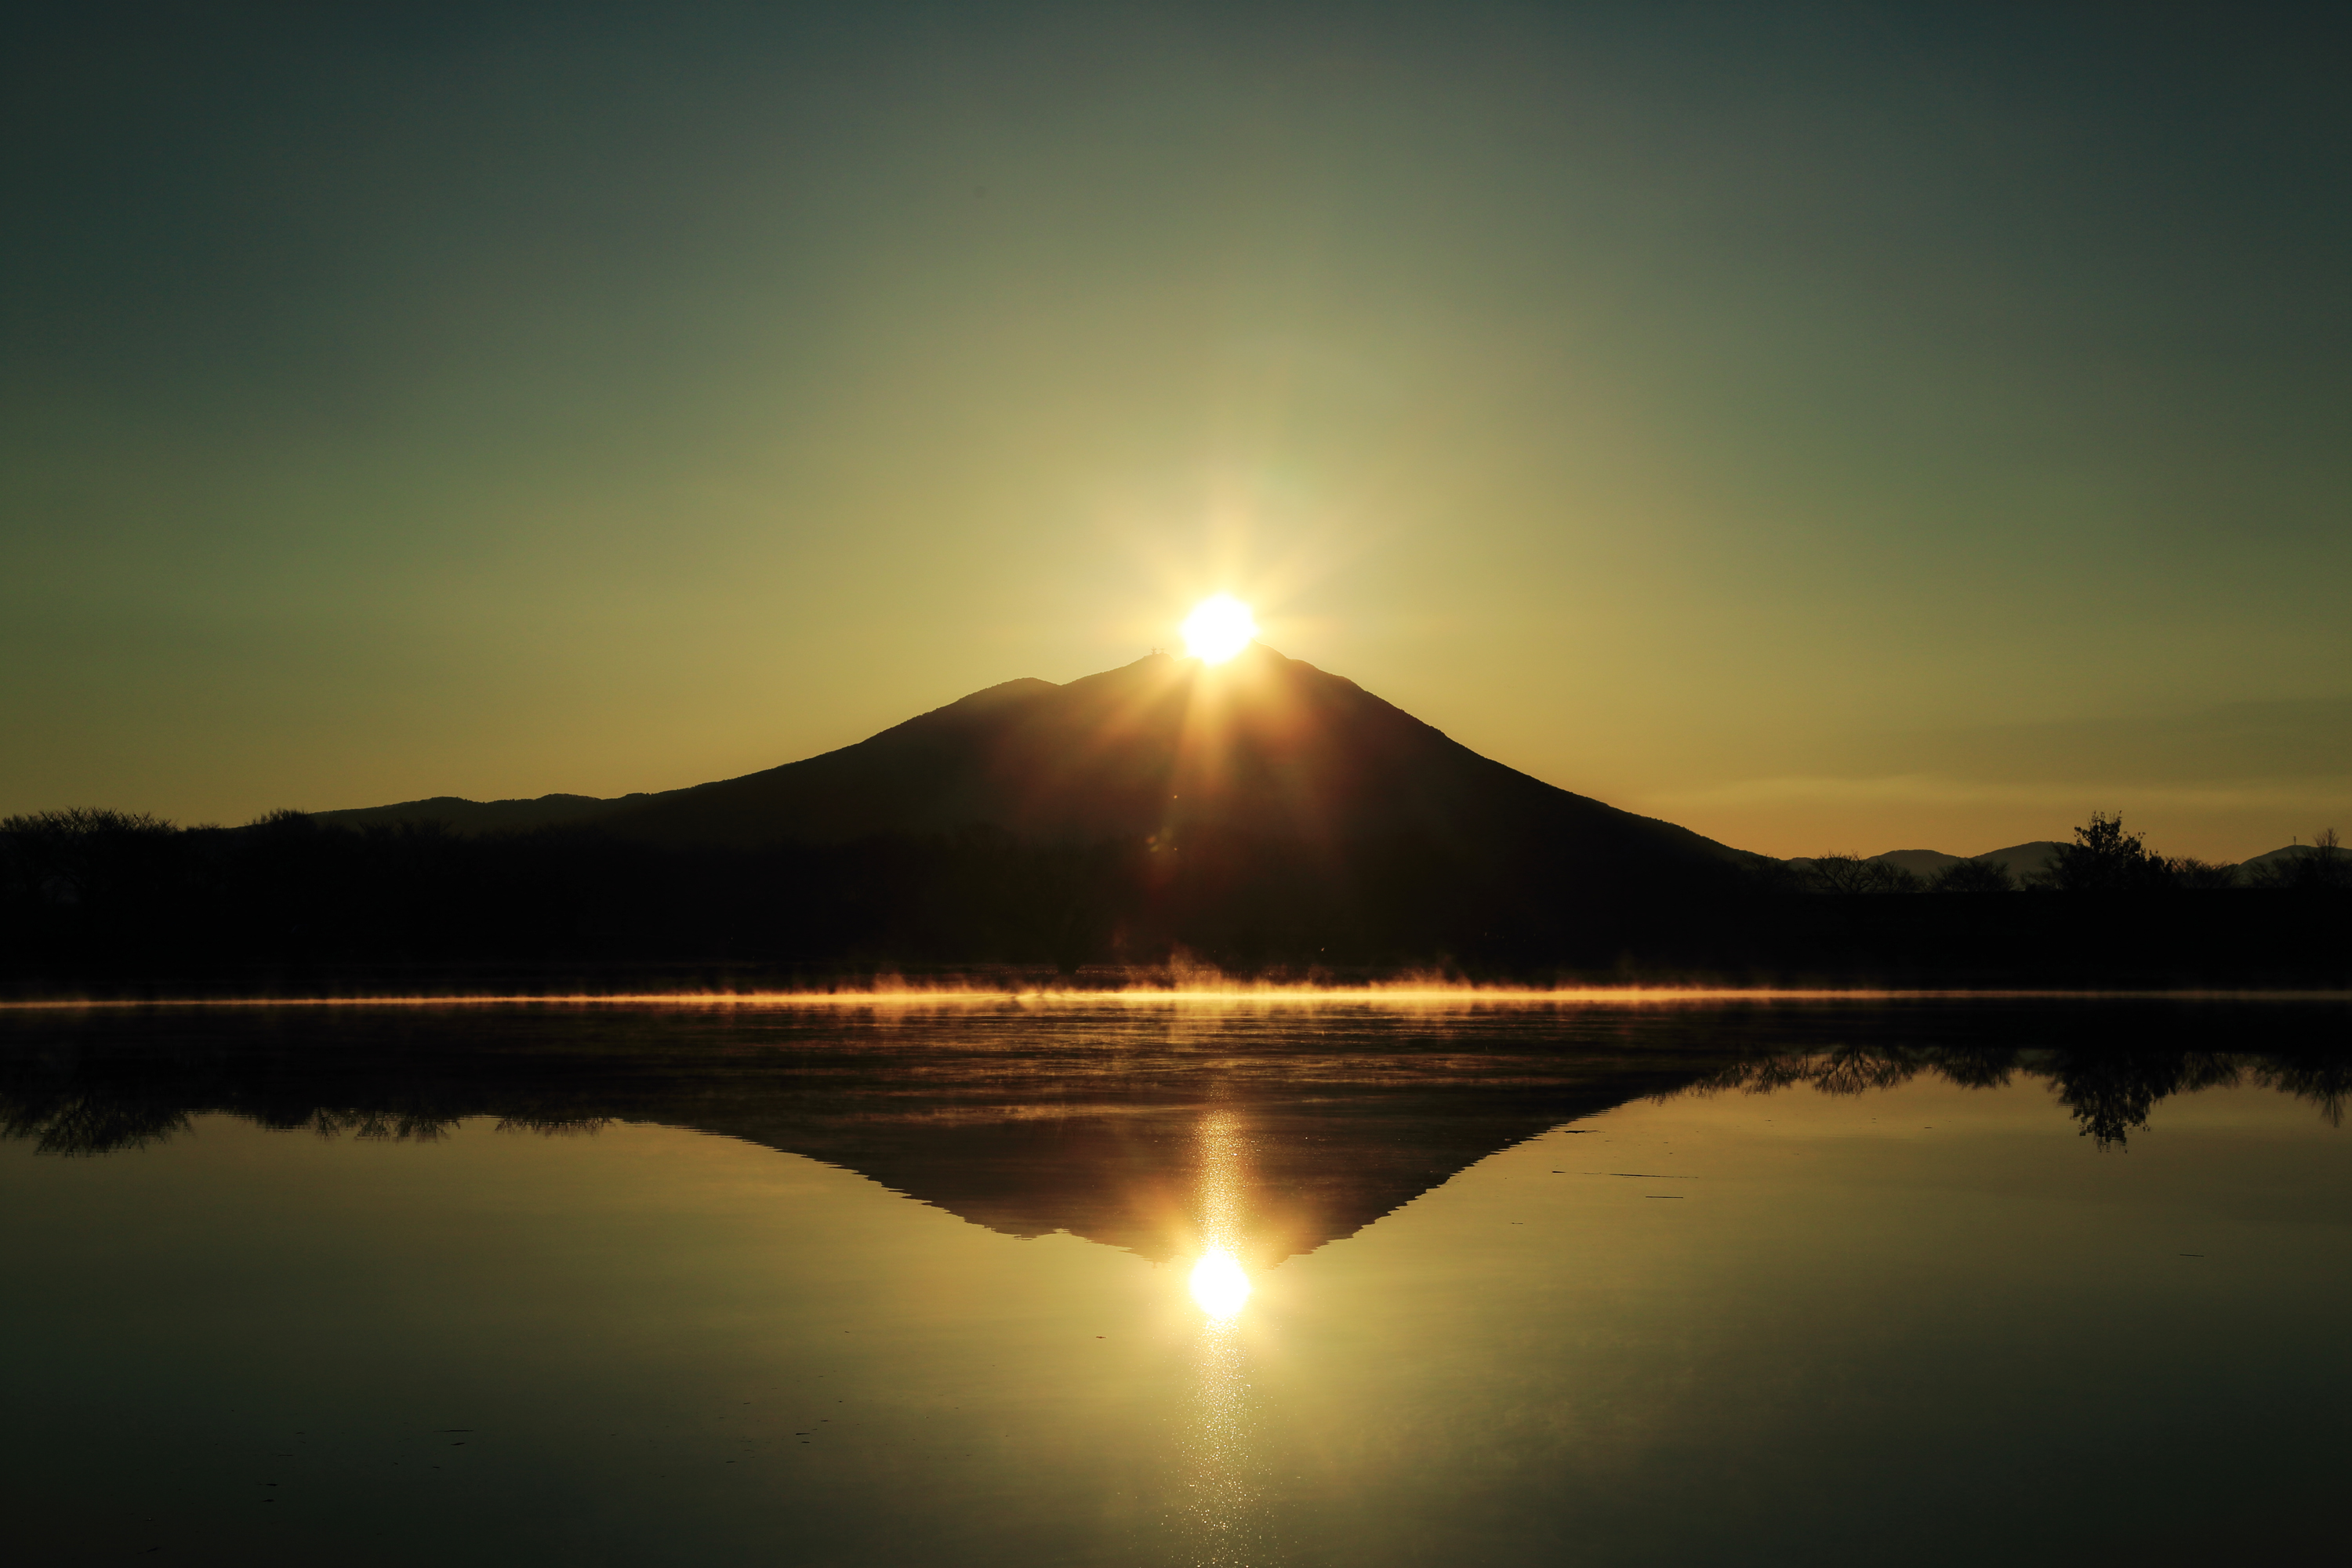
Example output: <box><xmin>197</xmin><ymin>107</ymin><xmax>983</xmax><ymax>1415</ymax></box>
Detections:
<box><xmin>1178</xmin><ymin>1109</ymin><xmax>1272</xmax><ymax>1563</ymax></box>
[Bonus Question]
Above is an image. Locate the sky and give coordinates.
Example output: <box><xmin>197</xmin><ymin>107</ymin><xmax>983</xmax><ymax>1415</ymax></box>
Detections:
<box><xmin>4</xmin><ymin>2</ymin><xmax>2346</xmax><ymax>861</ymax></box>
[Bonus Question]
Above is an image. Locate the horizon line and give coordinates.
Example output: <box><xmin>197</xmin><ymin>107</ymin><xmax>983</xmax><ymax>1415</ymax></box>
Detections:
<box><xmin>5</xmin><ymin>985</ymin><xmax>2346</xmax><ymax>1012</ymax></box>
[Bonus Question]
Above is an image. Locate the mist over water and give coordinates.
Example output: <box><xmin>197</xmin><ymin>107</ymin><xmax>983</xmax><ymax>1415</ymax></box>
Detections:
<box><xmin>2</xmin><ymin>997</ymin><xmax>2345</xmax><ymax>1565</ymax></box>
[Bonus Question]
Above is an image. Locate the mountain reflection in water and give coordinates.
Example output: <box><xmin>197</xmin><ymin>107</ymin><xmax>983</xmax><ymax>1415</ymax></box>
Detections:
<box><xmin>2</xmin><ymin>995</ymin><xmax>2347</xmax><ymax>1568</ymax></box>
<box><xmin>3</xmin><ymin>998</ymin><xmax>2344</xmax><ymax>1250</ymax></box>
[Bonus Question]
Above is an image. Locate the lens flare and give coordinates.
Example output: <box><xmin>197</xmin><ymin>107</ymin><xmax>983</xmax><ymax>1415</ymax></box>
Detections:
<box><xmin>1188</xmin><ymin>1247</ymin><xmax>1253</xmax><ymax>1318</ymax></box>
<box><xmin>1181</xmin><ymin>596</ymin><xmax>1258</xmax><ymax>663</ymax></box>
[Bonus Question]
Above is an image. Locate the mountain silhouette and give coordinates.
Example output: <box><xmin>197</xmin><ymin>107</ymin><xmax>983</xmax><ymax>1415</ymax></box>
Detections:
<box><xmin>30</xmin><ymin>651</ymin><xmax>2331</xmax><ymax>985</ymax></box>
<box><xmin>321</xmin><ymin>644</ymin><xmax>1755</xmax><ymax>873</ymax></box>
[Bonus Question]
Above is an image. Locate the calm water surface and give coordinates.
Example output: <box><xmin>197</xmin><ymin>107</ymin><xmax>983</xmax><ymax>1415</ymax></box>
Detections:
<box><xmin>2</xmin><ymin>997</ymin><xmax>2347</xmax><ymax>1565</ymax></box>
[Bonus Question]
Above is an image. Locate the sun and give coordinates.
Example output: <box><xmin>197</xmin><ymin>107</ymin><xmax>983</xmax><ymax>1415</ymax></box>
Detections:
<box><xmin>1188</xmin><ymin>1247</ymin><xmax>1252</xmax><ymax>1318</ymax></box>
<box><xmin>1181</xmin><ymin>595</ymin><xmax>1258</xmax><ymax>663</ymax></box>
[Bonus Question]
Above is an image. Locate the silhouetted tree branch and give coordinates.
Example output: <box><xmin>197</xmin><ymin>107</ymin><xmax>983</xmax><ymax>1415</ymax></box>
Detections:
<box><xmin>1929</xmin><ymin>859</ymin><xmax>2016</xmax><ymax>893</ymax></box>
<box><xmin>1804</xmin><ymin>854</ymin><xmax>1923</xmax><ymax>894</ymax></box>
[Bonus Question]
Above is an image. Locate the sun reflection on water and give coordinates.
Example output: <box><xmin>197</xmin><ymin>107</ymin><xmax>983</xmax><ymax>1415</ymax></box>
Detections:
<box><xmin>1189</xmin><ymin>1247</ymin><xmax>1253</xmax><ymax>1319</ymax></box>
<box><xmin>1176</xmin><ymin>1110</ymin><xmax>1276</xmax><ymax>1563</ymax></box>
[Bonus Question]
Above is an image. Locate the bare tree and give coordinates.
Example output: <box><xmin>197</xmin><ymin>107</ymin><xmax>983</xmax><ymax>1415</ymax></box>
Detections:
<box><xmin>1806</xmin><ymin>854</ymin><xmax>1924</xmax><ymax>894</ymax></box>
<box><xmin>1929</xmin><ymin>859</ymin><xmax>2016</xmax><ymax>893</ymax></box>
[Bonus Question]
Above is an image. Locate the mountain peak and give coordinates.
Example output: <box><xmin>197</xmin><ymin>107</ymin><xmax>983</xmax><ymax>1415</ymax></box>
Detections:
<box><xmin>316</xmin><ymin>649</ymin><xmax>1751</xmax><ymax>877</ymax></box>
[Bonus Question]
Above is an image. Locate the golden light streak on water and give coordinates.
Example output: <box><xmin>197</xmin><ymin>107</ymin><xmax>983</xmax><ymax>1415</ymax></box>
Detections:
<box><xmin>1176</xmin><ymin>1109</ymin><xmax>1277</xmax><ymax>1564</ymax></box>
<box><xmin>1190</xmin><ymin>1111</ymin><xmax>1250</xmax><ymax>1321</ymax></box>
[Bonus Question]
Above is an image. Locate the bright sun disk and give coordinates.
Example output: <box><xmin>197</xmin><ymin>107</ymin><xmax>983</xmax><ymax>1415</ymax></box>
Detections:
<box><xmin>1181</xmin><ymin>595</ymin><xmax>1258</xmax><ymax>663</ymax></box>
<box><xmin>1188</xmin><ymin>1247</ymin><xmax>1253</xmax><ymax>1317</ymax></box>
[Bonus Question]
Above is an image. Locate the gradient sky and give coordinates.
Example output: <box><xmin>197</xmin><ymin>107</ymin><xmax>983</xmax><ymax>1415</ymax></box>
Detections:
<box><xmin>5</xmin><ymin>2</ymin><xmax>2345</xmax><ymax>860</ymax></box>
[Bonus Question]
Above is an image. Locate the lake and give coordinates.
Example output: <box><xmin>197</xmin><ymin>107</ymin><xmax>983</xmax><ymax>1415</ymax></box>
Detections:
<box><xmin>2</xmin><ymin>994</ymin><xmax>2346</xmax><ymax>1565</ymax></box>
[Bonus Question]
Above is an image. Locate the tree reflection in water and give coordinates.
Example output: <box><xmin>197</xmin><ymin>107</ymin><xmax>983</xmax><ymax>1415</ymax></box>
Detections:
<box><xmin>1</xmin><ymin>996</ymin><xmax>2344</xmax><ymax>1186</ymax></box>
<box><xmin>1690</xmin><ymin>1045</ymin><xmax>2349</xmax><ymax>1149</ymax></box>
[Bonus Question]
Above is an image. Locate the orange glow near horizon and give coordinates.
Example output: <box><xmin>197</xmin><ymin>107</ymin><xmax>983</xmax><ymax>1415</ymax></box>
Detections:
<box><xmin>7</xmin><ymin>985</ymin><xmax>2341</xmax><ymax>1012</ymax></box>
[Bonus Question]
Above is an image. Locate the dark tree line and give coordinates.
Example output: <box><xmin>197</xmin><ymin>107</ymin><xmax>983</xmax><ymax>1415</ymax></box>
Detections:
<box><xmin>2</xmin><ymin>807</ymin><xmax>2343</xmax><ymax>991</ymax></box>
<box><xmin>0</xmin><ymin>805</ymin><xmax>1742</xmax><ymax>982</ymax></box>
<box><xmin>1795</xmin><ymin>812</ymin><xmax>2348</xmax><ymax>895</ymax></box>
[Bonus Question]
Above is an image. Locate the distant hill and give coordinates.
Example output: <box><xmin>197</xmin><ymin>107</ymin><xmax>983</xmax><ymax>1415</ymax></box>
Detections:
<box><xmin>1784</xmin><ymin>840</ymin><xmax>2344</xmax><ymax>887</ymax></box>
<box><xmin>2243</xmin><ymin>842</ymin><xmax>2344</xmax><ymax>872</ymax></box>
<box><xmin>318</xmin><ymin>644</ymin><xmax>1759</xmax><ymax>878</ymax></box>
<box><xmin>316</xmin><ymin>792</ymin><xmax>641</xmax><ymax>834</ymax></box>
<box><xmin>1872</xmin><ymin>848</ymin><xmax>1965</xmax><ymax>879</ymax></box>
<box><xmin>1782</xmin><ymin>843</ymin><xmax>2061</xmax><ymax>883</ymax></box>
<box><xmin>1971</xmin><ymin>841</ymin><xmax>2064</xmax><ymax>882</ymax></box>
